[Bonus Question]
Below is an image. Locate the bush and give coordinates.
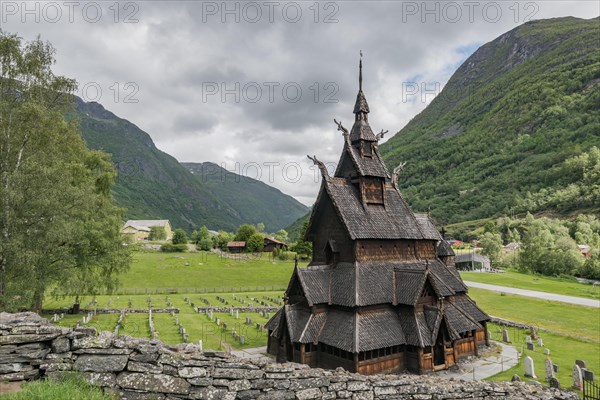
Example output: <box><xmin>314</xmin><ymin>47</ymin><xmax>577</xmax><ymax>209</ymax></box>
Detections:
<box><xmin>197</xmin><ymin>237</ymin><xmax>213</xmax><ymax>251</ymax></box>
<box><xmin>160</xmin><ymin>243</ymin><xmax>187</xmax><ymax>252</ymax></box>
<box><xmin>246</xmin><ymin>233</ymin><xmax>265</xmax><ymax>253</ymax></box>
<box><xmin>172</xmin><ymin>228</ymin><xmax>188</xmax><ymax>245</ymax></box>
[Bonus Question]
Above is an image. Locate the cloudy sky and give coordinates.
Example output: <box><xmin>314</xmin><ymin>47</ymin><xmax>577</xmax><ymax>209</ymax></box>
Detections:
<box><xmin>2</xmin><ymin>1</ymin><xmax>598</xmax><ymax>205</ymax></box>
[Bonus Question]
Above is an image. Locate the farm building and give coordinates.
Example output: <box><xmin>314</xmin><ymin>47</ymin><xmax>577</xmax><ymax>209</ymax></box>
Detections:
<box><xmin>263</xmin><ymin>237</ymin><xmax>288</xmax><ymax>252</ymax></box>
<box><xmin>227</xmin><ymin>241</ymin><xmax>246</xmax><ymax>253</ymax></box>
<box><xmin>455</xmin><ymin>253</ymin><xmax>492</xmax><ymax>272</ymax></box>
<box><xmin>266</xmin><ymin>60</ymin><xmax>489</xmax><ymax>375</ymax></box>
<box><xmin>122</xmin><ymin>220</ymin><xmax>173</xmax><ymax>241</ymax></box>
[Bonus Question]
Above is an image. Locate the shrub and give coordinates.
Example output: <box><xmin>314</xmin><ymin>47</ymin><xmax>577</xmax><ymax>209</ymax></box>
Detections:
<box><xmin>160</xmin><ymin>243</ymin><xmax>187</xmax><ymax>252</ymax></box>
<box><xmin>172</xmin><ymin>228</ymin><xmax>188</xmax><ymax>245</ymax></box>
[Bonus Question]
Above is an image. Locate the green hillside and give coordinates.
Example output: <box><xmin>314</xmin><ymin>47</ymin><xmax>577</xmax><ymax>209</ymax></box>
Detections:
<box><xmin>380</xmin><ymin>17</ymin><xmax>600</xmax><ymax>225</ymax></box>
<box><xmin>74</xmin><ymin>98</ymin><xmax>308</xmax><ymax>232</ymax></box>
<box><xmin>182</xmin><ymin>162</ymin><xmax>308</xmax><ymax>231</ymax></box>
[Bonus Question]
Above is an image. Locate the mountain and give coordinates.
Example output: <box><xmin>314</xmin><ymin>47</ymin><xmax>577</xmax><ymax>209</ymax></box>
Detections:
<box><xmin>182</xmin><ymin>162</ymin><xmax>309</xmax><ymax>232</ymax></box>
<box><xmin>284</xmin><ymin>211</ymin><xmax>311</xmax><ymax>242</ymax></box>
<box><xmin>74</xmin><ymin>98</ymin><xmax>308</xmax><ymax>232</ymax></box>
<box><xmin>380</xmin><ymin>17</ymin><xmax>600</xmax><ymax>225</ymax></box>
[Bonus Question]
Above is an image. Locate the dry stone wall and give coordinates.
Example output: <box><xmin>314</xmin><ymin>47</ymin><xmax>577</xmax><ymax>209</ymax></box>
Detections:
<box><xmin>0</xmin><ymin>312</ymin><xmax>579</xmax><ymax>400</ymax></box>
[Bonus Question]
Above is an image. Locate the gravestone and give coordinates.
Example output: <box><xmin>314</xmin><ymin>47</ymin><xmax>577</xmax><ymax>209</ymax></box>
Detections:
<box><xmin>583</xmin><ymin>369</ymin><xmax>595</xmax><ymax>381</ymax></box>
<box><xmin>527</xmin><ymin>342</ymin><xmax>534</xmax><ymax>351</ymax></box>
<box><xmin>198</xmin><ymin>340</ymin><xmax>203</xmax><ymax>352</ymax></box>
<box><xmin>529</xmin><ymin>326</ymin><xmax>538</xmax><ymax>340</ymax></box>
<box><xmin>572</xmin><ymin>364</ymin><xmax>583</xmax><ymax>390</ymax></box>
<box><xmin>216</xmin><ymin>318</ymin><xmax>220</xmax><ymax>326</ymax></box>
<box><xmin>235</xmin><ymin>310</ymin><xmax>239</xmax><ymax>319</ymax></box>
<box><xmin>502</xmin><ymin>329</ymin><xmax>510</xmax><ymax>343</ymax></box>
<box><xmin>549</xmin><ymin>377</ymin><xmax>560</xmax><ymax>389</ymax></box>
<box><xmin>545</xmin><ymin>358</ymin><xmax>554</xmax><ymax>381</ymax></box>
<box><xmin>576</xmin><ymin>360</ymin><xmax>587</xmax><ymax>369</ymax></box>
<box><xmin>175</xmin><ymin>317</ymin><xmax>179</xmax><ymax>324</ymax></box>
<box><xmin>543</xmin><ymin>349</ymin><xmax>550</xmax><ymax>355</ymax></box>
<box><xmin>230</xmin><ymin>309</ymin><xmax>234</xmax><ymax>316</ymax></box>
<box><xmin>526</xmin><ymin>336</ymin><xmax>532</xmax><ymax>345</ymax></box>
<box><xmin>240</xmin><ymin>336</ymin><xmax>245</xmax><ymax>345</ymax></box>
<box><xmin>553</xmin><ymin>364</ymin><xmax>559</xmax><ymax>373</ymax></box>
<box><xmin>537</xmin><ymin>338</ymin><xmax>544</xmax><ymax>347</ymax></box>
<box><xmin>511</xmin><ymin>374</ymin><xmax>521</xmax><ymax>382</ymax></box>
<box><xmin>524</xmin><ymin>356</ymin><xmax>537</xmax><ymax>378</ymax></box>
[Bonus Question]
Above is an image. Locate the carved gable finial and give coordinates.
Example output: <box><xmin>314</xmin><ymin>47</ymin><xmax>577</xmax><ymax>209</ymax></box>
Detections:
<box><xmin>307</xmin><ymin>155</ymin><xmax>330</xmax><ymax>179</ymax></box>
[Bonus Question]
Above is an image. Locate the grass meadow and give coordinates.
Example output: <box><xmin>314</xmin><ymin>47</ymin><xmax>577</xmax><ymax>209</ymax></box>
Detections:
<box><xmin>461</xmin><ymin>270</ymin><xmax>600</xmax><ymax>300</ymax></box>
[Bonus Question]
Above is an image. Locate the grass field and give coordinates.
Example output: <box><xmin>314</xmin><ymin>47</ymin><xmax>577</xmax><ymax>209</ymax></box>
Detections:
<box><xmin>44</xmin><ymin>290</ymin><xmax>284</xmax><ymax>351</ymax></box>
<box><xmin>486</xmin><ymin>322</ymin><xmax>599</xmax><ymax>392</ymax></box>
<box><xmin>468</xmin><ymin>288</ymin><xmax>599</xmax><ymax>342</ymax></box>
<box><xmin>0</xmin><ymin>373</ymin><xmax>112</xmax><ymax>400</ymax></box>
<box><xmin>461</xmin><ymin>270</ymin><xmax>600</xmax><ymax>300</ymax></box>
<box><xmin>111</xmin><ymin>251</ymin><xmax>297</xmax><ymax>293</ymax></box>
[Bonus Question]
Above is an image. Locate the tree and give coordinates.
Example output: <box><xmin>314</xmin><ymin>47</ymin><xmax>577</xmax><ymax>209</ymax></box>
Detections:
<box><xmin>274</xmin><ymin>229</ymin><xmax>289</xmax><ymax>244</ymax></box>
<box><xmin>191</xmin><ymin>226</ymin><xmax>210</xmax><ymax>245</ymax></box>
<box><xmin>0</xmin><ymin>33</ymin><xmax>130</xmax><ymax>311</ymax></box>
<box><xmin>246</xmin><ymin>233</ymin><xmax>265</xmax><ymax>253</ymax></box>
<box><xmin>148</xmin><ymin>226</ymin><xmax>166</xmax><ymax>241</ymax></box>
<box><xmin>172</xmin><ymin>229</ymin><xmax>188</xmax><ymax>245</ymax></box>
<box><xmin>212</xmin><ymin>230</ymin><xmax>234</xmax><ymax>250</ymax></box>
<box><xmin>235</xmin><ymin>224</ymin><xmax>257</xmax><ymax>242</ymax></box>
<box><xmin>290</xmin><ymin>220</ymin><xmax>312</xmax><ymax>260</ymax></box>
<box><xmin>479</xmin><ymin>232</ymin><xmax>502</xmax><ymax>264</ymax></box>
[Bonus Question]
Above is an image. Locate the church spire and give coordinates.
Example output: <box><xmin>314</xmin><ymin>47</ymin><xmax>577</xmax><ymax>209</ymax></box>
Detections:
<box><xmin>351</xmin><ymin>55</ymin><xmax>375</xmax><ymax>142</ymax></box>
<box><xmin>359</xmin><ymin>56</ymin><xmax>363</xmax><ymax>91</ymax></box>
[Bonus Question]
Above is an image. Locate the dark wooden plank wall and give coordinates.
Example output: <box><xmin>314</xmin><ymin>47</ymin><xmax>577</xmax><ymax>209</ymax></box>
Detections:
<box><xmin>355</xmin><ymin>240</ymin><xmax>437</xmax><ymax>262</ymax></box>
<box><xmin>310</xmin><ymin>193</ymin><xmax>354</xmax><ymax>264</ymax></box>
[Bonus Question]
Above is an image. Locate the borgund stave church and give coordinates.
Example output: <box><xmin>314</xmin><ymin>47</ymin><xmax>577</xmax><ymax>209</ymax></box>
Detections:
<box><xmin>266</xmin><ymin>60</ymin><xmax>490</xmax><ymax>375</ymax></box>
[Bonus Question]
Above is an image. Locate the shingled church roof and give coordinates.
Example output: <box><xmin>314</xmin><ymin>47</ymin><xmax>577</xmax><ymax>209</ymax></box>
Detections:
<box><xmin>290</xmin><ymin>259</ymin><xmax>468</xmax><ymax>308</ymax></box>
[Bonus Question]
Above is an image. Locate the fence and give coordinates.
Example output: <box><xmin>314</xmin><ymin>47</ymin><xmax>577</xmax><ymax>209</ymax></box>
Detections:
<box><xmin>584</xmin><ymin>377</ymin><xmax>600</xmax><ymax>400</ymax></box>
<box><xmin>110</xmin><ymin>285</ymin><xmax>288</xmax><ymax>296</ymax></box>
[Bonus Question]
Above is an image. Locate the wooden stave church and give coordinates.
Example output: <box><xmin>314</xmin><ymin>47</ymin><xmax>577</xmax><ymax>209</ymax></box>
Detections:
<box><xmin>265</xmin><ymin>60</ymin><xmax>490</xmax><ymax>375</ymax></box>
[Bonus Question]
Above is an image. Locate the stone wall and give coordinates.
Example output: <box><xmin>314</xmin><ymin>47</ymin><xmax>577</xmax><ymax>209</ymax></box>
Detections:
<box><xmin>0</xmin><ymin>312</ymin><xmax>579</xmax><ymax>400</ymax></box>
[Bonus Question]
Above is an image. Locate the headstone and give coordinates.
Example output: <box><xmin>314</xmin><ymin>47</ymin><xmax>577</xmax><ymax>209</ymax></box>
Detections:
<box><xmin>198</xmin><ymin>340</ymin><xmax>203</xmax><ymax>352</ymax></box>
<box><xmin>545</xmin><ymin>358</ymin><xmax>555</xmax><ymax>381</ymax></box>
<box><xmin>502</xmin><ymin>329</ymin><xmax>510</xmax><ymax>343</ymax></box>
<box><xmin>526</xmin><ymin>336</ymin><xmax>532</xmax><ymax>345</ymax></box>
<box><xmin>576</xmin><ymin>360</ymin><xmax>587</xmax><ymax>369</ymax></box>
<box><xmin>537</xmin><ymin>338</ymin><xmax>544</xmax><ymax>347</ymax></box>
<box><xmin>529</xmin><ymin>326</ymin><xmax>538</xmax><ymax>340</ymax></box>
<box><xmin>543</xmin><ymin>349</ymin><xmax>550</xmax><ymax>355</ymax></box>
<box><xmin>235</xmin><ymin>310</ymin><xmax>239</xmax><ymax>319</ymax></box>
<box><xmin>216</xmin><ymin>318</ymin><xmax>220</xmax><ymax>326</ymax></box>
<box><xmin>511</xmin><ymin>374</ymin><xmax>521</xmax><ymax>382</ymax></box>
<box><xmin>230</xmin><ymin>309</ymin><xmax>234</xmax><ymax>316</ymax></box>
<box><xmin>240</xmin><ymin>336</ymin><xmax>245</xmax><ymax>345</ymax></box>
<box><xmin>572</xmin><ymin>364</ymin><xmax>583</xmax><ymax>389</ymax></box>
<box><xmin>549</xmin><ymin>377</ymin><xmax>560</xmax><ymax>389</ymax></box>
<box><xmin>553</xmin><ymin>364</ymin><xmax>559</xmax><ymax>373</ymax></box>
<box><xmin>524</xmin><ymin>356</ymin><xmax>537</xmax><ymax>378</ymax></box>
<box><xmin>583</xmin><ymin>369</ymin><xmax>595</xmax><ymax>382</ymax></box>
<box><xmin>527</xmin><ymin>342</ymin><xmax>534</xmax><ymax>351</ymax></box>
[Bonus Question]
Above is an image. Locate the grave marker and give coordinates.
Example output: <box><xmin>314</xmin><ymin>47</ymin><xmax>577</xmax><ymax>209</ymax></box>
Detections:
<box><xmin>502</xmin><ymin>329</ymin><xmax>510</xmax><ymax>343</ymax></box>
<box><xmin>572</xmin><ymin>364</ymin><xmax>583</xmax><ymax>390</ymax></box>
<box><xmin>545</xmin><ymin>358</ymin><xmax>554</xmax><ymax>381</ymax></box>
<box><xmin>524</xmin><ymin>356</ymin><xmax>537</xmax><ymax>378</ymax></box>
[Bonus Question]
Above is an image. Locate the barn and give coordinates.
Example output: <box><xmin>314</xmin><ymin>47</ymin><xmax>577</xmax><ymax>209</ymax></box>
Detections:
<box><xmin>266</xmin><ymin>60</ymin><xmax>489</xmax><ymax>375</ymax></box>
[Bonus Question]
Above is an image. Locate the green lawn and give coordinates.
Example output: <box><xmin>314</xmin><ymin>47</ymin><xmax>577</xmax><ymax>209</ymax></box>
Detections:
<box><xmin>487</xmin><ymin>322</ymin><xmax>598</xmax><ymax>394</ymax></box>
<box><xmin>0</xmin><ymin>373</ymin><xmax>113</xmax><ymax>400</ymax></box>
<box><xmin>468</xmin><ymin>288</ymin><xmax>600</xmax><ymax>342</ymax></box>
<box><xmin>113</xmin><ymin>251</ymin><xmax>297</xmax><ymax>293</ymax></box>
<box><xmin>461</xmin><ymin>270</ymin><xmax>600</xmax><ymax>300</ymax></box>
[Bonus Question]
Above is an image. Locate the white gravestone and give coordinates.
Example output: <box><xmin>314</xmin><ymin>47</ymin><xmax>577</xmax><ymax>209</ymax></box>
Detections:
<box><xmin>524</xmin><ymin>356</ymin><xmax>537</xmax><ymax>378</ymax></box>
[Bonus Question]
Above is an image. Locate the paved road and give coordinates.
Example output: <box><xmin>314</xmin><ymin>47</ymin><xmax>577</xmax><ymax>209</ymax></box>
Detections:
<box><xmin>464</xmin><ymin>281</ymin><xmax>600</xmax><ymax>308</ymax></box>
